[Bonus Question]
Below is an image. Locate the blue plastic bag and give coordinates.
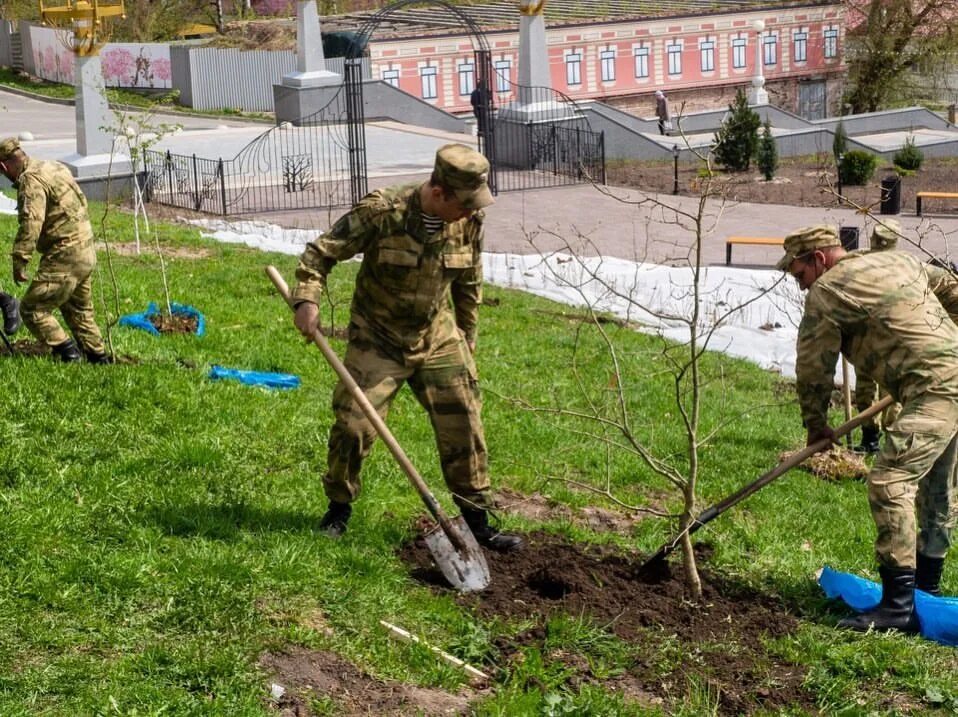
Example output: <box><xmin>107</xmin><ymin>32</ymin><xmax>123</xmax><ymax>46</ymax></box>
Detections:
<box><xmin>819</xmin><ymin>565</ymin><xmax>958</xmax><ymax>646</ymax></box>
<box><xmin>119</xmin><ymin>302</ymin><xmax>206</xmax><ymax>337</ymax></box>
<box><xmin>208</xmin><ymin>365</ymin><xmax>300</xmax><ymax>390</ymax></box>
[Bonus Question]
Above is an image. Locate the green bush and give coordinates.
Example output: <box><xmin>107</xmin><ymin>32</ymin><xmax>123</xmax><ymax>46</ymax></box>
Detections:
<box><xmin>839</xmin><ymin>150</ymin><xmax>879</xmax><ymax>186</ymax></box>
<box><xmin>713</xmin><ymin>88</ymin><xmax>761</xmax><ymax>171</ymax></box>
<box><xmin>893</xmin><ymin>136</ymin><xmax>924</xmax><ymax>171</ymax></box>
<box><xmin>756</xmin><ymin>120</ymin><xmax>778</xmax><ymax>181</ymax></box>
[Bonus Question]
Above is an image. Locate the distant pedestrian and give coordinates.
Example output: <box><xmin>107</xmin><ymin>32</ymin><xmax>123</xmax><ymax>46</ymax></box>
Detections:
<box><xmin>655</xmin><ymin>90</ymin><xmax>671</xmax><ymax>135</ymax></box>
<box><xmin>470</xmin><ymin>82</ymin><xmax>490</xmax><ymax>135</ymax></box>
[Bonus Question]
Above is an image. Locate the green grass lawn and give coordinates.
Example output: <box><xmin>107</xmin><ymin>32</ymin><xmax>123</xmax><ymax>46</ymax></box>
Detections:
<box><xmin>0</xmin><ymin>204</ymin><xmax>955</xmax><ymax>715</ymax></box>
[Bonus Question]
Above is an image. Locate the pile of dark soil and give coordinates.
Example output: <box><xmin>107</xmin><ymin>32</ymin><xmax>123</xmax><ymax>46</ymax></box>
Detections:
<box><xmin>608</xmin><ymin>156</ymin><xmax>958</xmax><ymax>216</ymax></box>
<box><xmin>0</xmin><ymin>338</ymin><xmax>49</xmax><ymax>357</ymax></box>
<box><xmin>400</xmin><ymin>531</ymin><xmax>818</xmax><ymax>715</ymax></box>
<box><xmin>149</xmin><ymin>313</ymin><xmax>199</xmax><ymax>334</ymax></box>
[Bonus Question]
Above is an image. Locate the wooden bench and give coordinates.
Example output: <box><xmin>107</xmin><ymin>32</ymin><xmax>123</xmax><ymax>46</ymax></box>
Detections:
<box><xmin>916</xmin><ymin>191</ymin><xmax>958</xmax><ymax>217</ymax></box>
<box><xmin>725</xmin><ymin>236</ymin><xmax>784</xmax><ymax>265</ymax></box>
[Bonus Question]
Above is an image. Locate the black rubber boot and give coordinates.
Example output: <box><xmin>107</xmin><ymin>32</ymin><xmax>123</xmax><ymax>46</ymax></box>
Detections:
<box><xmin>318</xmin><ymin>501</ymin><xmax>351</xmax><ymax>538</ymax></box>
<box><xmin>462</xmin><ymin>507</ymin><xmax>524</xmax><ymax>552</ymax></box>
<box><xmin>84</xmin><ymin>349</ymin><xmax>115</xmax><ymax>365</ymax></box>
<box><xmin>0</xmin><ymin>292</ymin><xmax>21</xmax><ymax>335</ymax></box>
<box><xmin>837</xmin><ymin>566</ymin><xmax>920</xmax><ymax>633</ymax></box>
<box><xmin>915</xmin><ymin>553</ymin><xmax>945</xmax><ymax>597</ymax></box>
<box><xmin>854</xmin><ymin>426</ymin><xmax>881</xmax><ymax>454</ymax></box>
<box><xmin>51</xmin><ymin>338</ymin><xmax>82</xmax><ymax>362</ymax></box>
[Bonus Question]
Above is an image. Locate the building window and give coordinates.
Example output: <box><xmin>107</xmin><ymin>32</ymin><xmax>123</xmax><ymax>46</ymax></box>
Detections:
<box><xmin>420</xmin><ymin>65</ymin><xmax>437</xmax><ymax>99</ymax></box>
<box><xmin>824</xmin><ymin>28</ymin><xmax>838</xmax><ymax>58</ymax></box>
<box><xmin>600</xmin><ymin>49</ymin><xmax>616</xmax><ymax>82</ymax></box>
<box><xmin>700</xmin><ymin>39</ymin><xmax>715</xmax><ymax>72</ymax></box>
<box><xmin>793</xmin><ymin>31</ymin><xmax>807</xmax><ymax>62</ymax></box>
<box><xmin>667</xmin><ymin>42</ymin><xmax>682</xmax><ymax>75</ymax></box>
<box><xmin>634</xmin><ymin>46</ymin><xmax>649</xmax><ymax>78</ymax></box>
<box><xmin>732</xmin><ymin>37</ymin><xmax>747</xmax><ymax>68</ymax></box>
<box><xmin>458</xmin><ymin>60</ymin><xmax>475</xmax><ymax>96</ymax></box>
<box><xmin>566</xmin><ymin>51</ymin><xmax>581</xmax><ymax>85</ymax></box>
<box><xmin>494</xmin><ymin>60</ymin><xmax>511</xmax><ymax>92</ymax></box>
<box><xmin>763</xmin><ymin>34</ymin><xmax>777</xmax><ymax>66</ymax></box>
<box><xmin>382</xmin><ymin>68</ymin><xmax>400</xmax><ymax>88</ymax></box>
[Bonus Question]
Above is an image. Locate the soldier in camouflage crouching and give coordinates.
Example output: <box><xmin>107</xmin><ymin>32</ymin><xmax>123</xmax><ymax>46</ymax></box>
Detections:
<box><xmin>780</xmin><ymin>224</ymin><xmax>958</xmax><ymax>633</ymax></box>
<box><xmin>0</xmin><ymin>138</ymin><xmax>111</xmax><ymax>363</ymax></box>
<box><xmin>290</xmin><ymin>144</ymin><xmax>522</xmax><ymax>551</ymax></box>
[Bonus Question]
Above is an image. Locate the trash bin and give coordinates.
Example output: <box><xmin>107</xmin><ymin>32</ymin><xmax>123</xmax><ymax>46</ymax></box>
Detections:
<box><xmin>880</xmin><ymin>175</ymin><xmax>901</xmax><ymax>215</ymax></box>
<box><xmin>839</xmin><ymin>226</ymin><xmax>859</xmax><ymax>251</ymax></box>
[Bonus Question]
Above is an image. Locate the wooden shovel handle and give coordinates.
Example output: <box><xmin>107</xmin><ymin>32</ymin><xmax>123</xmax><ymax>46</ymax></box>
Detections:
<box><xmin>643</xmin><ymin>394</ymin><xmax>894</xmax><ymax>567</ymax></box>
<box><xmin>265</xmin><ymin>266</ymin><xmax>465</xmax><ymax>549</ymax></box>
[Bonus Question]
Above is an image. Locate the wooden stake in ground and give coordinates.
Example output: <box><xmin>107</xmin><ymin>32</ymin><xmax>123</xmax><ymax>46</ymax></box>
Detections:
<box><xmin>842</xmin><ymin>355</ymin><xmax>853</xmax><ymax>448</ymax></box>
<box><xmin>380</xmin><ymin>620</ymin><xmax>489</xmax><ymax>684</ymax></box>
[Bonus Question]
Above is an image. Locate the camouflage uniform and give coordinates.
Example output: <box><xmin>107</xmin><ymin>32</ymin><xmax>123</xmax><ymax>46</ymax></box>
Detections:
<box><xmin>855</xmin><ymin>220</ymin><xmax>904</xmax><ymax>434</ymax></box>
<box><xmin>291</xmin><ymin>180</ymin><xmax>492</xmax><ymax>512</ymax></box>
<box><xmin>11</xmin><ymin>153</ymin><xmax>105</xmax><ymax>354</ymax></box>
<box><xmin>795</xmin><ymin>247</ymin><xmax>958</xmax><ymax>569</ymax></box>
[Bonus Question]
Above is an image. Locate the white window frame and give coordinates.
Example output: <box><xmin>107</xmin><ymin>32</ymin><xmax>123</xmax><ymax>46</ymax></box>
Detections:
<box><xmin>824</xmin><ymin>27</ymin><xmax>838</xmax><ymax>58</ymax></box>
<box><xmin>382</xmin><ymin>68</ymin><xmax>400</xmax><ymax>88</ymax></box>
<box><xmin>457</xmin><ymin>60</ymin><xmax>475</xmax><ymax>96</ymax></box>
<box><xmin>732</xmin><ymin>37</ymin><xmax>747</xmax><ymax>69</ymax></box>
<box><xmin>600</xmin><ymin>48</ymin><xmax>616</xmax><ymax>82</ymax></box>
<box><xmin>667</xmin><ymin>42</ymin><xmax>682</xmax><ymax>75</ymax></box>
<box><xmin>633</xmin><ymin>45</ymin><xmax>649</xmax><ymax>78</ymax></box>
<box><xmin>700</xmin><ymin>39</ymin><xmax>715</xmax><ymax>72</ymax></box>
<box><xmin>493</xmin><ymin>59</ymin><xmax>511</xmax><ymax>92</ymax></box>
<box><xmin>420</xmin><ymin>65</ymin><xmax>438</xmax><ymax>100</ymax></box>
<box><xmin>763</xmin><ymin>33</ymin><xmax>778</xmax><ymax>66</ymax></box>
<box><xmin>793</xmin><ymin>30</ymin><xmax>807</xmax><ymax>63</ymax></box>
<box><xmin>566</xmin><ymin>51</ymin><xmax>582</xmax><ymax>85</ymax></box>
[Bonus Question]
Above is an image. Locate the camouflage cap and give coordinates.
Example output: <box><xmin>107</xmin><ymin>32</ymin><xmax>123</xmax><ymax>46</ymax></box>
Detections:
<box><xmin>0</xmin><ymin>137</ymin><xmax>20</xmax><ymax>161</ymax></box>
<box><xmin>434</xmin><ymin>143</ymin><xmax>494</xmax><ymax>210</ymax></box>
<box><xmin>775</xmin><ymin>224</ymin><xmax>840</xmax><ymax>271</ymax></box>
<box><xmin>870</xmin><ymin>218</ymin><xmax>901</xmax><ymax>250</ymax></box>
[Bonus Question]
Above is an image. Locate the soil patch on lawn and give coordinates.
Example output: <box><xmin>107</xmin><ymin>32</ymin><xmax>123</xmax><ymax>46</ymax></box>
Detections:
<box><xmin>150</xmin><ymin>312</ymin><xmax>199</xmax><ymax>334</ymax></box>
<box><xmin>102</xmin><ymin>242</ymin><xmax>213</xmax><ymax>259</ymax></box>
<box><xmin>497</xmin><ymin>487</ymin><xmax>662</xmax><ymax>535</ymax></box>
<box><xmin>400</xmin><ymin>531</ymin><xmax>817</xmax><ymax>715</ymax></box>
<box><xmin>608</xmin><ymin>155</ymin><xmax>958</xmax><ymax>216</ymax></box>
<box><xmin>260</xmin><ymin>647</ymin><xmax>472</xmax><ymax>716</ymax></box>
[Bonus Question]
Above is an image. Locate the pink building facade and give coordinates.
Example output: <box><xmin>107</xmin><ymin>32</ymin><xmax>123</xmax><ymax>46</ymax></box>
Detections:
<box><xmin>366</xmin><ymin>3</ymin><xmax>845</xmax><ymax>118</ymax></box>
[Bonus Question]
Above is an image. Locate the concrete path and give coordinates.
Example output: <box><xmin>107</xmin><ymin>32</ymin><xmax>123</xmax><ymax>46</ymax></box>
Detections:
<box><xmin>3</xmin><ymin>87</ymin><xmax>956</xmax><ymax>267</ymax></box>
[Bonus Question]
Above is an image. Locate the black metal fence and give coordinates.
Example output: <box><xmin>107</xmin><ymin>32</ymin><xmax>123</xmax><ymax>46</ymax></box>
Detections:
<box><xmin>488</xmin><ymin>85</ymin><xmax>605</xmax><ymax>193</ymax></box>
<box><xmin>143</xmin><ymin>87</ymin><xmax>354</xmax><ymax>216</ymax></box>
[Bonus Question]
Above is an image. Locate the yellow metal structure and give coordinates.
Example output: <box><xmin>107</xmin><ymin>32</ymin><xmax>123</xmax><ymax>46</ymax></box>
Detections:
<box><xmin>39</xmin><ymin>0</ymin><xmax>125</xmax><ymax>56</ymax></box>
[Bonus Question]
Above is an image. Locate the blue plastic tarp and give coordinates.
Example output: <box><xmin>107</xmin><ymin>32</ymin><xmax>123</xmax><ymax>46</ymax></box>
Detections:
<box><xmin>118</xmin><ymin>302</ymin><xmax>206</xmax><ymax>337</ymax></box>
<box><xmin>208</xmin><ymin>365</ymin><xmax>300</xmax><ymax>390</ymax></box>
<box><xmin>819</xmin><ymin>565</ymin><xmax>958</xmax><ymax>646</ymax></box>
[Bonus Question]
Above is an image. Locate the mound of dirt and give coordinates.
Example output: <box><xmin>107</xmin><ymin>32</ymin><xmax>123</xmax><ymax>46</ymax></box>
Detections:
<box><xmin>400</xmin><ymin>531</ymin><xmax>818</xmax><ymax>715</ymax></box>
<box><xmin>259</xmin><ymin>647</ymin><xmax>473</xmax><ymax>716</ymax></box>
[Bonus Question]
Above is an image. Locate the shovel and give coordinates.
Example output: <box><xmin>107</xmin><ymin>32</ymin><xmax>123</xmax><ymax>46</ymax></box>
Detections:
<box><xmin>639</xmin><ymin>395</ymin><xmax>894</xmax><ymax>572</ymax></box>
<box><xmin>265</xmin><ymin>266</ymin><xmax>491</xmax><ymax>593</ymax></box>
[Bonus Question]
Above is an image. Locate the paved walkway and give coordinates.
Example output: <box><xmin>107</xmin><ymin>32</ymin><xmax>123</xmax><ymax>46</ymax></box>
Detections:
<box><xmin>2</xmin><ymin>88</ymin><xmax>956</xmax><ymax>266</ymax></box>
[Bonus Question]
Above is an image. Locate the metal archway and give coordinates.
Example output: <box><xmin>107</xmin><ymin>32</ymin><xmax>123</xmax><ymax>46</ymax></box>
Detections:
<box><xmin>343</xmin><ymin>0</ymin><xmax>497</xmax><ymax>202</ymax></box>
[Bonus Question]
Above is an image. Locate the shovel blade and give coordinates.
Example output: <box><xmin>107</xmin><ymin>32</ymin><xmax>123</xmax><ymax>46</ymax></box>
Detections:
<box><xmin>423</xmin><ymin>515</ymin><xmax>491</xmax><ymax>593</ymax></box>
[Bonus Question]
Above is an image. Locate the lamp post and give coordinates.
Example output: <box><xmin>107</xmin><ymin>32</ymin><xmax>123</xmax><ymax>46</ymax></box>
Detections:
<box><xmin>672</xmin><ymin>144</ymin><xmax>680</xmax><ymax>195</ymax></box>
<box><xmin>836</xmin><ymin>152</ymin><xmax>844</xmax><ymax>203</ymax></box>
<box><xmin>749</xmin><ymin>19</ymin><xmax>768</xmax><ymax>106</ymax></box>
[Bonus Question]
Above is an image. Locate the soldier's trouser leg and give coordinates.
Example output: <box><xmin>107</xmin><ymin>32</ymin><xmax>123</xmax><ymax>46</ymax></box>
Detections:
<box><xmin>408</xmin><ymin>334</ymin><xmax>491</xmax><ymax>512</ymax></box>
<box><xmin>60</xmin><ymin>271</ymin><xmax>105</xmax><ymax>355</ymax></box>
<box><xmin>868</xmin><ymin>394</ymin><xmax>958</xmax><ymax>569</ymax></box>
<box><xmin>21</xmin><ymin>271</ymin><xmax>78</xmax><ymax>348</ymax></box>
<box><xmin>324</xmin><ymin>337</ymin><xmax>408</xmax><ymax>505</ymax></box>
